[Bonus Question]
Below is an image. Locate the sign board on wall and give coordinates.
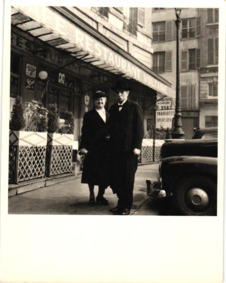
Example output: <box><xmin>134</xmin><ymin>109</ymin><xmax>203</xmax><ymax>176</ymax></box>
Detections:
<box><xmin>156</xmin><ymin>110</ymin><xmax>174</xmax><ymax>129</ymax></box>
<box><xmin>14</xmin><ymin>6</ymin><xmax>175</xmax><ymax>98</ymax></box>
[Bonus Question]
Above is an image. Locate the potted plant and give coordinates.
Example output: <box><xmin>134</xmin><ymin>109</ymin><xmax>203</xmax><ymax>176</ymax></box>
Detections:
<box><xmin>9</xmin><ymin>98</ymin><xmax>48</xmax><ymax>184</ymax></box>
<box><xmin>46</xmin><ymin>107</ymin><xmax>74</xmax><ymax>177</ymax></box>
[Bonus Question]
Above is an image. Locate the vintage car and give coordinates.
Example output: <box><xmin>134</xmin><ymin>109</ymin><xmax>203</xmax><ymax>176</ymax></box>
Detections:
<box><xmin>148</xmin><ymin>128</ymin><xmax>218</xmax><ymax>216</ymax></box>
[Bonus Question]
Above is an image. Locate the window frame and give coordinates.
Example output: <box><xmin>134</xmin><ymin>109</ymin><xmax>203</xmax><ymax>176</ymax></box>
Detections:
<box><xmin>153</xmin><ymin>52</ymin><xmax>165</xmax><ymax>73</ymax></box>
<box><xmin>207</xmin><ymin>8</ymin><xmax>219</xmax><ymax>24</ymax></box>
<box><xmin>152</xmin><ymin>21</ymin><xmax>166</xmax><ymax>43</ymax></box>
<box><xmin>208</xmin><ymin>81</ymin><xmax>218</xmax><ymax>98</ymax></box>
<box><xmin>182</xmin><ymin>18</ymin><xmax>196</xmax><ymax>39</ymax></box>
<box><xmin>205</xmin><ymin>116</ymin><xmax>218</xmax><ymax>128</ymax></box>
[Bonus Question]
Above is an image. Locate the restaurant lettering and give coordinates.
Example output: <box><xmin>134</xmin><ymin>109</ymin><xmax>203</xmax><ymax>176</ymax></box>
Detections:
<box><xmin>15</xmin><ymin>6</ymin><xmax>174</xmax><ymax>97</ymax></box>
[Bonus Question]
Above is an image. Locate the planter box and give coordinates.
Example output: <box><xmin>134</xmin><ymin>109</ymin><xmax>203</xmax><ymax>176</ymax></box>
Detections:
<box><xmin>46</xmin><ymin>133</ymin><xmax>74</xmax><ymax>177</ymax></box>
<box><xmin>9</xmin><ymin>131</ymin><xmax>47</xmax><ymax>183</ymax></box>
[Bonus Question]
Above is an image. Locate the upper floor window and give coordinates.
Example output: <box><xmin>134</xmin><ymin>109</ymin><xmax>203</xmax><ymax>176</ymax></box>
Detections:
<box><xmin>123</xmin><ymin>8</ymin><xmax>137</xmax><ymax>36</ymax></box>
<box><xmin>98</xmin><ymin>7</ymin><xmax>109</xmax><ymax>18</ymax></box>
<box><xmin>208</xmin><ymin>37</ymin><xmax>218</xmax><ymax>65</ymax></box>
<box><xmin>207</xmin><ymin>8</ymin><xmax>219</xmax><ymax>23</ymax></box>
<box><xmin>153</xmin><ymin>22</ymin><xmax>165</xmax><ymax>42</ymax></box>
<box><xmin>208</xmin><ymin>82</ymin><xmax>218</xmax><ymax>97</ymax></box>
<box><xmin>181</xmin><ymin>49</ymin><xmax>200</xmax><ymax>71</ymax></box>
<box><xmin>153</xmin><ymin>51</ymin><xmax>172</xmax><ymax>73</ymax></box>
<box><xmin>182</xmin><ymin>18</ymin><xmax>196</xmax><ymax>38</ymax></box>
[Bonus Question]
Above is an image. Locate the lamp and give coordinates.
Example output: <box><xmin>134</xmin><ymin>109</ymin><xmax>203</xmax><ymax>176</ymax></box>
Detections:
<box><xmin>38</xmin><ymin>71</ymin><xmax>48</xmax><ymax>107</ymax></box>
<box><xmin>172</xmin><ymin>8</ymin><xmax>184</xmax><ymax>139</ymax></box>
<box><xmin>38</xmin><ymin>70</ymin><xmax>48</xmax><ymax>80</ymax></box>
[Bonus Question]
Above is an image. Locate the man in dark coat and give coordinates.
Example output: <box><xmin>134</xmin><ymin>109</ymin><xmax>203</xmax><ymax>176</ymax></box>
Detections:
<box><xmin>79</xmin><ymin>90</ymin><xmax>110</xmax><ymax>206</ymax></box>
<box><xmin>108</xmin><ymin>80</ymin><xmax>144</xmax><ymax>215</ymax></box>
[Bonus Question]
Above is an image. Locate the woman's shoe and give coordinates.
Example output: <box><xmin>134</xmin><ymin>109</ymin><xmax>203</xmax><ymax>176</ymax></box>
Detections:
<box><xmin>96</xmin><ymin>196</ymin><xmax>109</xmax><ymax>205</ymax></box>
<box><xmin>88</xmin><ymin>197</ymin><xmax>95</xmax><ymax>206</ymax></box>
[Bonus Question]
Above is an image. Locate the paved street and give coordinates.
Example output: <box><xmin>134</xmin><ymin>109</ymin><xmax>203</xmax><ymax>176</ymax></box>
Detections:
<box><xmin>8</xmin><ymin>163</ymin><xmax>170</xmax><ymax>215</ymax></box>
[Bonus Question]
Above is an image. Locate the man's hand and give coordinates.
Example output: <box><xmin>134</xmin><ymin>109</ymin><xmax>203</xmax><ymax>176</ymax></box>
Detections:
<box><xmin>80</xmin><ymin>148</ymin><xmax>88</xmax><ymax>155</ymax></box>
<box><xmin>133</xmin><ymin>148</ymin><xmax>141</xmax><ymax>155</ymax></box>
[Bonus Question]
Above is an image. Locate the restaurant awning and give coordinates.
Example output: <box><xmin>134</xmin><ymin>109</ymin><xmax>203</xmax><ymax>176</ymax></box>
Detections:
<box><xmin>11</xmin><ymin>6</ymin><xmax>175</xmax><ymax>99</ymax></box>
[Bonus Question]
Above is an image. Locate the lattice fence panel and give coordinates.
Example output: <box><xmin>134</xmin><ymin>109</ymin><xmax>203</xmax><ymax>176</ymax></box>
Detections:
<box><xmin>141</xmin><ymin>146</ymin><xmax>162</xmax><ymax>163</ymax></box>
<box><xmin>16</xmin><ymin>146</ymin><xmax>46</xmax><ymax>183</ymax></box>
<box><xmin>141</xmin><ymin>146</ymin><xmax>153</xmax><ymax>163</ymax></box>
<box><xmin>154</xmin><ymin>147</ymin><xmax>161</xmax><ymax>162</ymax></box>
<box><xmin>46</xmin><ymin>145</ymin><xmax>73</xmax><ymax>176</ymax></box>
<box><xmin>9</xmin><ymin>145</ymin><xmax>18</xmax><ymax>183</ymax></box>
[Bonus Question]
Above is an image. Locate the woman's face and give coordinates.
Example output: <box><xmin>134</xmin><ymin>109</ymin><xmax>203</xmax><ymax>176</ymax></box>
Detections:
<box><xmin>94</xmin><ymin>97</ymin><xmax>106</xmax><ymax>109</ymax></box>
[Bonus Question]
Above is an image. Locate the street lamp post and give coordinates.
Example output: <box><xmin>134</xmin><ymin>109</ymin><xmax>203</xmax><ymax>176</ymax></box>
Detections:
<box><xmin>172</xmin><ymin>8</ymin><xmax>184</xmax><ymax>139</ymax></box>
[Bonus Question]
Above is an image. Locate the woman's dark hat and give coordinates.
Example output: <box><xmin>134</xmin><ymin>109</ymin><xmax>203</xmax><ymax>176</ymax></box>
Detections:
<box><xmin>111</xmin><ymin>80</ymin><xmax>132</xmax><ymax>91</ymax></box>
<box><xmin>93</xmin><ymin>90</ymin><xmax>107</xmax><ymax>99</ymax></box>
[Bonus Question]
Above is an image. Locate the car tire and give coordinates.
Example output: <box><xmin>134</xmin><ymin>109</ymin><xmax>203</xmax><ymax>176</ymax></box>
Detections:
<box><xmin>173</xmin><ymin>175</ymin><xmax>217</xmax><ymax>216</ymax></box>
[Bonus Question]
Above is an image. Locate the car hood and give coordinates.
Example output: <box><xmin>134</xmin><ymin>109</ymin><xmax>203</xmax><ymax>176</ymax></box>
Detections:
<box><xmin>161</xmin><ymin>139</ymin><xmax>218</xmax><ymax>158</ymax></box>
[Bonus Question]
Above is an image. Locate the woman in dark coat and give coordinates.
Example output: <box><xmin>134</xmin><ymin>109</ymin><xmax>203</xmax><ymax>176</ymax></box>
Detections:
<box><xmin>79</xmin><ymin>90</ymin><xmax>110</xmax><ymax>206</ymax></box>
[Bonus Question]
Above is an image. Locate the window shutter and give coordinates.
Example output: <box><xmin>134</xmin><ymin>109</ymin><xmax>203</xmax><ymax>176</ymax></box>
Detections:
<box><xmin>207</xmin><ymin>9</ymin><xmax>213</xmax><ymax>23</ymax></box>
<box><xmin>181</xmin><ymin>51</ymin><xmax>188</xmax><ymax>71</ymax></box>
<box><xmin>138</xmin><ymin>8</ymin><xmax>145</xmax><ymax>26</ymax></box>
<box><xmin>196</xmin><ymin>17</ymin><xmax>200</xmax><ymax>36</ymax></box>
<box><xmin>165</xmin><ymin>21</ymin><xmax>172</xmax><ymax>41</ymax></box>
<box><xmin>208</xmin><ymin>38</ymin><xmax>214</xmax><ymax>65</ymax></box>
<box><xmin>215</xmin><ymin>9</ymin><xmax>219</xmax><ymax>22</ymax></box>
<box><xmin>196</xmin><ymin>49</ymin><xmax>200</xmax><ymax>69</ymax></box>
<box><xmin>181</xmin><ymin>85</ymin><xmax>188</xmax><ymax>110</ymax></box>
<box><xmin>165</xmin><ymin>51</ymin><xmax>172</xmax><ymax>71</ymax></box>
<box><xmin>215</xmin><ymin>38</ymin><xmax>218</xmax><ymax>64</ymax></box>
<box><xmin>153</xmin><ymin>53</ymin><xmax>158</xmax><ymax>72</ymax></box>
<box><xmin>172</xmin><ymin>20</ymin><xmax>176</xmax><ymax>40</ymax></box>
<box><xmin>191</xmin><ymin>84</ymin><xmax>196</xmax><ymax>109</ymax></box>
<box><xmin>128</xmin><ymin>8</ymin><xmax>138</xmax><ymax>35</ymax></box>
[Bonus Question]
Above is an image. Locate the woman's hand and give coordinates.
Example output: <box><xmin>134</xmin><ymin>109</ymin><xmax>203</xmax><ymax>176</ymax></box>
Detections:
<box><xmin>80</xmin><ymin>148</ymin><xmax>88</xmax><ymax>155</ymax></box>
<box><xmin>133</xmin><ymin>148</ymin><xmax>141</xmax><ymax>155</ymax></box>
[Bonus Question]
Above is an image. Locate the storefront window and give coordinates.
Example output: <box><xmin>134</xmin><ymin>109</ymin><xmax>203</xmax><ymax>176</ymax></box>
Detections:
<box><xmin>205</xmin><ymin>116</ymin><xmax>218</xmax><ymax>127</ymax></box>
<box><xmin>10</xmin><ymin>53</ymin><xmax>21</xmax><ymax>97</ymax></box>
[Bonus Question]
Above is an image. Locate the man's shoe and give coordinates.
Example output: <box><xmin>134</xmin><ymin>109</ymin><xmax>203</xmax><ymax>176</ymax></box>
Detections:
<box><xmin>120</xmin><ymin>208</ymin><xmax>130</xmax><ymax>215</ymax></box>
<box><xmin>113</xmin><ymin>208</ymin><xmax>130</xmax><ymax>215</ymax></box>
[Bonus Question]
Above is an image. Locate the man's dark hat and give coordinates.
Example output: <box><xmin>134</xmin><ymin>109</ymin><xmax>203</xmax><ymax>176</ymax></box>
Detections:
<box><xmin>93</xmin><ymin>90</ymin><xmax>107</xmax><ymax>99</ymax></box>
<box><xmin>112</xmin><ymin>80</ymin><xmax>132</xmax><ymax>91</ymax></box>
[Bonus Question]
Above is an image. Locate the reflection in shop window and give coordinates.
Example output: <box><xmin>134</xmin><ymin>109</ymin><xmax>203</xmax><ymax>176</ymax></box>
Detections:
<box><xmin>205</xmin><ymin>116</ymin><xmax>218</xmax><ymax>128</ymax></box>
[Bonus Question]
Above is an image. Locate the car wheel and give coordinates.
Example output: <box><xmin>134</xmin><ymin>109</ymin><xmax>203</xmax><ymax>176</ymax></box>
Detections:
<box><xmin>173</xmin><ymin>175</ymin><xmax>217</xmax><ymax>216</ymax></box>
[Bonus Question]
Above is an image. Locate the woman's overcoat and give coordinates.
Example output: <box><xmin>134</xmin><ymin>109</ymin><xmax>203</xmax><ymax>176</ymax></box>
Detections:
<box><xmin>79</xmin><ymin>109</ymin><xmax>110</xmax><ymax>188</ymax></box>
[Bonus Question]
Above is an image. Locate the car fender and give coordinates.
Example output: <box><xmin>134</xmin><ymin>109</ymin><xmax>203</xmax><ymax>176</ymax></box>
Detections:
<box><xmin>160</xmin><ymin>156</ymin><xmax>217</xmax><ymax>194</ymax></box>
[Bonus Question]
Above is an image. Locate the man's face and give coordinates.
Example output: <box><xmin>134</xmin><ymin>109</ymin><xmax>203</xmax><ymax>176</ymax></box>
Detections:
<box><xmin>115</xmin><ymin>90</ymin><xmax>130</xmax><ymax>103</ymax></box>
<box><xmin>94</xmin><ymin>97</ymin><xmax>106</xmax><ymax>109</ymax></box>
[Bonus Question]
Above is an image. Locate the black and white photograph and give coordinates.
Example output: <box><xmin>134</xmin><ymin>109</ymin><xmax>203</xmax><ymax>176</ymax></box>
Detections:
<box><xmin>0</xmin><ymin>0</ymin><xmax>225</xmax><ymax>282</ymax></box>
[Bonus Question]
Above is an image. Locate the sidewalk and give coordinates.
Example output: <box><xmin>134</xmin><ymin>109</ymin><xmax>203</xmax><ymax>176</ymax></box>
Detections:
<box><xmin>8</xmin><ymin>163</ymin><xmax>159</xmax><ymax>215</ymax></box>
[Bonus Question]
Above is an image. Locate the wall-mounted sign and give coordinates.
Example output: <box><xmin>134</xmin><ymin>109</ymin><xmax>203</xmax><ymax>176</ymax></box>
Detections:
<box><xmin>26</xmin><ymin>64</ymin><xmax>36</xmax><ymax>78</ymax></box>
<box><xmin>156</xmin><ymin>110</ymin><xmax>174</xmax><ymax>129</ymax></box>
<box><xmin>84</xmin><ymin>95</ymin><xmax>90</xmax><ymax>107</ymax></box>
<box><xmin>15</xmin><ymin>6</ymin><xmax>175</xmax><ymax>98</ymax></box>
<box><xmin>156</xmin><ymin>97</ymin><xmax>173</xmax><ymax>110</ymax></box>
<box><xmin>25</xmin><ymin>78</ymin><xmax>35</xmax><ymax>89</ymax></box>
<box><xmin>58</xmin><ymin>73</ymin><xmax>65</xmax><ymax>84</ymax></box>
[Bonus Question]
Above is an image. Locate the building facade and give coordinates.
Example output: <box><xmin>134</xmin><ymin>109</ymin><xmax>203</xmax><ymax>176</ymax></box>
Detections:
<box><xmin>10</xmin><ymin>6</ymin><xmax>174</xmax><ymax>143</ymax></box>
<box><xmin>152</xmin><ymin>8</ymin><xmax>218</xmax><ymax>138</ymax></box>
